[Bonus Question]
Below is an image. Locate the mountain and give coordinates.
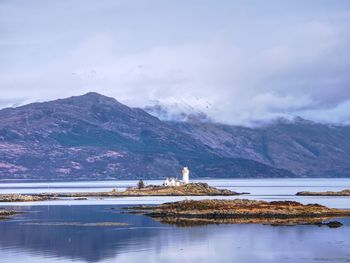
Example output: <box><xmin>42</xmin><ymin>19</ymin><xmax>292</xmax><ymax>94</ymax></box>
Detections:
<box><xmin>173</xmin><ymin>118</ymin><xmax>350</xmax><ymax>177</ymax></box>
<box><xmin>0</xmin><ymin>92</ymin><xmax>292</xmax><ymax>180</ymax></box>
<box><xmin>0</xmin><ymin>92</ymin><xmax>348</xmax><ymax>180</ymax></box>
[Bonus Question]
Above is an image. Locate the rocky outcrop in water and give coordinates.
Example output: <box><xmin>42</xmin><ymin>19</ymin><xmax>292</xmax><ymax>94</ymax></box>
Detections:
<box><xmin>116</xmin><ymin>183</ymin><xmax>241</xmax><ymax>196</ymax></box>
<box><xmin>296</xmin><ymin>190</ymin><xmax>350</xmax><ymax>196</ymax></box>
<box><xmin>0</xmin><ymin>183</ymin><xmax>242</xmax><ymax>202</ymax></box>
<box><xmin>0</xmin><ymin>209</ymin><xmax>19</xmax><ymax>219</ymax></box>
<box><xmin>128</xmin><ymin>199</ymin><xmax>350</xmax><ymax>226</ymax></box>
<box><xmin>0</xmin><ymin>194</ymin><xmax>51</xmax><ymax>202</ymax></box>
<box><xmin>47</xmin><ymin>183</ymin><xmax>242</xmax><ymax>197</ymax></box>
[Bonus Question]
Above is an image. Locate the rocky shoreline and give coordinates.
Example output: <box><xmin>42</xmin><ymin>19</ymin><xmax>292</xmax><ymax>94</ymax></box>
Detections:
<box><xmin>0</xmin><ymin>194</ymin><xmax>53</xmax><ymax>202</ymax></box>
<box><xmin>0</xmin><ymin>209</ymin><xmax>19</xmax><ymax>219</ymax></box>
<box><xmin>0</xmin><ymin>183</ymin><xmax>244</xmax><ymax>202</ymax></box>
<box><xmin>126</xmin><ymin>199</ymin><xmax>350</xmax><ymax>227</ymax></box>
<box><xmin>296</xmin><ymin>190</ymin><xmax>350</xmax><ymax>196</ymax></box>
<box><xmin>56</xmin><ymin>183</ymin><xmax>242</xmax><ymax>197</ymax></box>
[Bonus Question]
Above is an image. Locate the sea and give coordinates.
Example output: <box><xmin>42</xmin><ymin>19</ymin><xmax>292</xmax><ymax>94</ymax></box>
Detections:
<box><xmin>0</xmin><ymin>178</ymin><xmax>349</xmax><ymax>263</ymax></box>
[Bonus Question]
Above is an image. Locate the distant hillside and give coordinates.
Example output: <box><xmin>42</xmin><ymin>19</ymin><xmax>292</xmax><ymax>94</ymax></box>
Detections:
<box><xmin>0</xmin><ymin>92</ymin><xmax>292</xmax><ymax>179</ymax></box>
<box><xmin>0</xmin><ymin>92</ymin><xmax>349</xmax><ymax>180</ymax></box>
<box><xmin>173</xmin><ymin>118</ymin><xmax>350</xmax><ymax>177</ymax></box>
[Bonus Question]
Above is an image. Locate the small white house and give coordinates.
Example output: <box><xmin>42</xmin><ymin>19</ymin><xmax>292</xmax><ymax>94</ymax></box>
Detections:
<box><xmin>163</xmin><ymin>177</ymin><xmax>181</xmax><ymax>187</ymax></box>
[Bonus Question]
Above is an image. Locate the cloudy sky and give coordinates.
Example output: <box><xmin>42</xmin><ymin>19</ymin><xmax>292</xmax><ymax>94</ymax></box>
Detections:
<box><xmin>1</xmin><ymin>0</ymin><xmax>350</xmax><ymax>125</ymax></box>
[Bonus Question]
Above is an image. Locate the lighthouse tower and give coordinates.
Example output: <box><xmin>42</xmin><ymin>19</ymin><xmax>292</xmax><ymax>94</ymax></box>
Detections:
<box><xmin>182</xmin><ymin>166</ymin><xmax>190</xmax><ymax>184</ymax></box>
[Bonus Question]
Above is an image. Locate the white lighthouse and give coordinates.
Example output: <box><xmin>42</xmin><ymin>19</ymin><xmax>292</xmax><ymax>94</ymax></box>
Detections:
<box><xmin>182</xmin><ymin>166</ymin><xmax>190</xmax><ymax>184</ymax></box>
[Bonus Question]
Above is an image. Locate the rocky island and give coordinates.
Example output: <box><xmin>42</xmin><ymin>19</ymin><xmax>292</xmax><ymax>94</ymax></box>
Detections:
<box><xmin>0</xmin><ymin>183</ymin><xmax>243</xmax><ymax>202</ymax></box>
<box><xmin>0</xmin><ymin>209</ymin><xmax>19</xmax><ymax>219</ymax></box>
<box><xmin>49</xmin><ymin>183</ymin><xmax>242</xmax><ymax>197</ymax></box>
<box><xmin>296</xmin><ymin>190</ymin><xmax>350</xmax><ymax>196</ymax></box>
<box><xmin>0</xmin><ymin>194</ymin><xmax>52</xmax><ymax>202</ymax></box>
<box><xmin>127</xmin><ymin>199</ymin><xmax>350</xmax><ymax>227</ymax></box>
<box><xmin>64</xmin><ymin>183</ymin><xmax>240</xmax><ymax>197</ymax></box>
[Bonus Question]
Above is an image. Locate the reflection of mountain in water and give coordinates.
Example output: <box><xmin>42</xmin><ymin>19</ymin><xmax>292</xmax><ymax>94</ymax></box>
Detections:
<box><xmin>1</xmin><ymin>205</ymin><xmax>350</xmax><ymax>262</ymax></box>
<box><xmin>0</xmin><ymin>206</ymin><xmax>164</xmax><ymax>262</ymax></box>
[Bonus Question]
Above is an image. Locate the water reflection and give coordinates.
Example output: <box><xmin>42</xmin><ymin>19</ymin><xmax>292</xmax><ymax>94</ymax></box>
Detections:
<box><xmin>0</xmin><ymin>206</ymin><xmax>163</xmax><ymax>262</ymax></box>
<box><xmin>0</xmin><ymin>178</ymin><xmax>350</xmax><ymax>263</ymax></box>
<box><xmin>0</xmin><ymin>205</ymin><xmax>349</xmax><ymax>263</ymax></box>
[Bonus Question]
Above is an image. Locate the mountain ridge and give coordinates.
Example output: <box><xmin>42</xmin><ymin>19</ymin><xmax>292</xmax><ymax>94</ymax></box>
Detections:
<box><xmin>0</xmin><ymin>92</ymin><xmax>348</xmax><ymax>179</ymax></box>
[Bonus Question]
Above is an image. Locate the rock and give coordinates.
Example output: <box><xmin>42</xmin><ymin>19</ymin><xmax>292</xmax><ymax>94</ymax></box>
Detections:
<box><xmin>128</xmin><ymin>199</ymin><xmax>350</xmax><ymax>226</ymax></box>
<box><xmin>296</xmin><ymin>190</ymin><xmax>350</xmax><ymax>196</ymax></box>
<box><xmin>0</xmin><ymin>210</ymin><xmax>19</xmax><ymax>219</ymax></box>
<box><xmin>323</xmin><ymin>221</ymin><xmax>343</xmax><ymax>228</ymax></box>
<box><xmin>0</xmin><ymin>194</ymin><xmax>50</xmax><ymax>202</ymax></box>
<box><xmin>0</xmin><ymin>183</ymin><xmax>243</xmax><ymax>202</ymax></box>
<box><xmin>48</xmin><ymin>183</ymin><xmax>244</xmax><ymax>198</ymax></box>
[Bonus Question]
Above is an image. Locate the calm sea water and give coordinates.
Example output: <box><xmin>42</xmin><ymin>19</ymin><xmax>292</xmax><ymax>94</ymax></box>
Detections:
<box><xmin>0</xmin><ymin>179</ymin><xmax>349</xmax><ymax>263</ymax></box>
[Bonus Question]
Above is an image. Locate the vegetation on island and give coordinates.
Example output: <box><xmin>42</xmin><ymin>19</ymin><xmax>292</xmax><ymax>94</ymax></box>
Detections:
<box><xmin>296</xmin><ymin>190</ymin><xmax>350</xmax><ymax>196</ymax></box>
<box><xmin>137</xmin><ymin>179</ymin><xmax>145</xmax><ymax>189</ymax></box>
<box><xmin>0</xmin><ymin>183</ymin><xmax>243</xmax><ymax>202</ymax></box>
<box><xmin>0</xmin><ymin>209</ymin><xmax>19</xmax><ymax>219</ymax></box>
<box><xmin>0</xmin><ymin>194</ymin><xmax>51</xmax><ymax>202</ymax></box>
<box><xmin>126</xmin><ymin>199</ymin><xmax>350</xmax><ymax>227</ymax></box>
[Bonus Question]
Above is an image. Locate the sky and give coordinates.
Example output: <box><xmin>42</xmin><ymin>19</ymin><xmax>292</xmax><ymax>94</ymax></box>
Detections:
<box><xmin>1</xmin><ymin>0</ymin><xmax>350</xmax><ymax>126</ymax></box>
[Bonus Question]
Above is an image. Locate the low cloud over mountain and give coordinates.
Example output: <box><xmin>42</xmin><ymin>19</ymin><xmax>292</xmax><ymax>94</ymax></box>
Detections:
<box><xmin>1</xmin><ymin>1</ymin><xmax>350</xmax><ymax>126</ymax></box>
<box><xmin>0</xmin><ymin>93</ymin><xmax>350</xmax><ymax>179</ymax></box>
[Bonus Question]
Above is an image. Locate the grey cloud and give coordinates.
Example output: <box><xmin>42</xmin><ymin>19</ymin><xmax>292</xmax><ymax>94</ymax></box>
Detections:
<box><xmin>1</xmin><ymin>1</ymin><xmax>350</xmax><ymax>126</ymax></box>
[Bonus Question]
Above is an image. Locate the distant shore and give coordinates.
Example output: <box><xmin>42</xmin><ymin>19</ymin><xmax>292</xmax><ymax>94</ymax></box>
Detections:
<box><xmin>296</xmin><ymin>190</ymin><xmax>350</xmax><ymax>196</ymax></box>
<box><xmin>0</xmin><ymin>183</ymin><xmax>246</xmax><ymax>202</ymax></box>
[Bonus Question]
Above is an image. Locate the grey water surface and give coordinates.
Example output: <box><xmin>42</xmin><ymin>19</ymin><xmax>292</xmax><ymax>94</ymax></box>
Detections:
<box><xmin>0</xmin><ymin>179</ymin><xmax>349</xmax><ymax>263</ymax></box>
